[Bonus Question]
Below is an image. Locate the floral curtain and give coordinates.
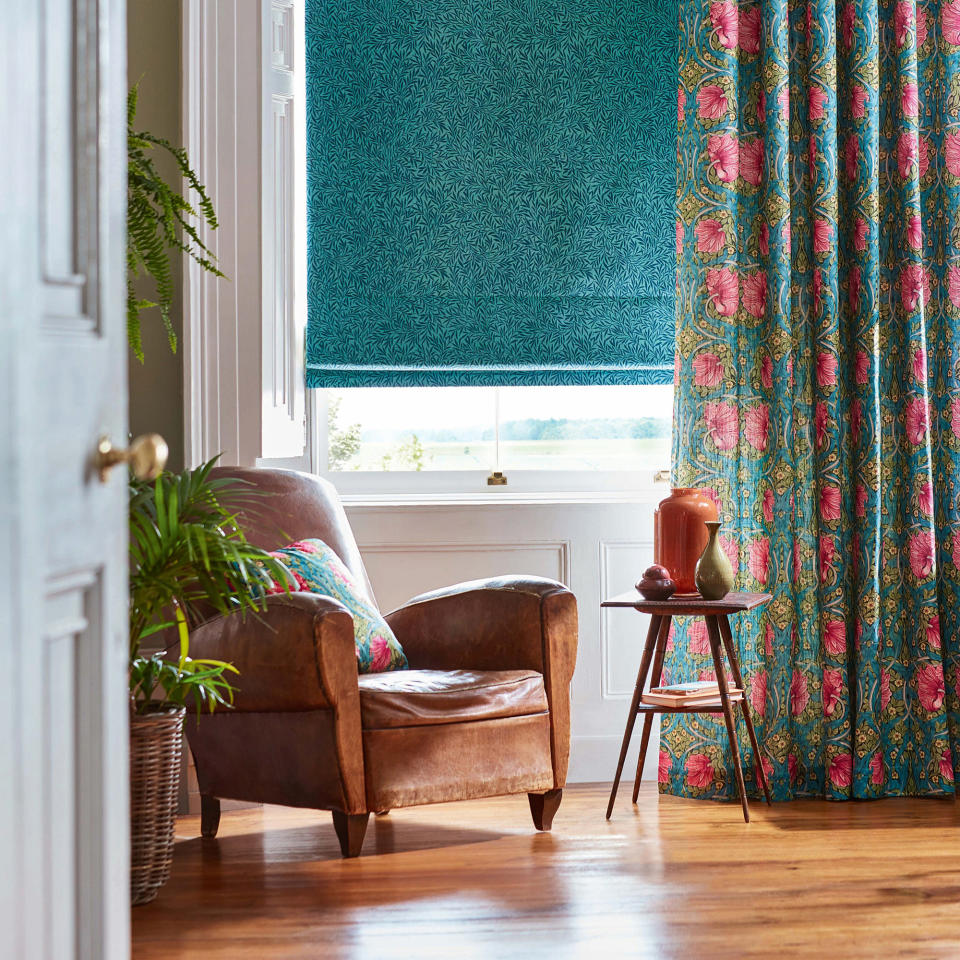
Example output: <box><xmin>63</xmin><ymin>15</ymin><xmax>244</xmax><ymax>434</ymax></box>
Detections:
<box><xmin>664</xmin><ymin>0</ymin><xmax>960</xmax><ymax>800</ymax></box>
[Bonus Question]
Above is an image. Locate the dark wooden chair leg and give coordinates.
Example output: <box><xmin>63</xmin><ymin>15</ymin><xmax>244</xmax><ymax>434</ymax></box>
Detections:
<box><xmin>332</xmin><ymin>810</ymin><xmax>370</xmax><ymax>858</ymax></box>
<box><xmin>706</xmin><ymin>616</ymin><xmax>749</xmax><ymax>823</ymax></box>
<box><xmin>632</xmin><ymin>615</ymin><xmax>672</xmax><ymax>803</ymax></box>
<box><xmin>606</xmin><ymin>614</ymin><xmax>661</xmax><ymax>820</ymax></box>
<box><xmin>528</xmin><ymin>789</ymin><xmax>563</xmax><ymax>831</ymax></box>
<box><xmin>200</xmin><ymin>795</ymin><xmax>220</xmax><ymax>838</ymax></box>
<box><xmin>719</xmin><ymin>614</ymin><xmax>772</xmax><ymax>806</ymax></box>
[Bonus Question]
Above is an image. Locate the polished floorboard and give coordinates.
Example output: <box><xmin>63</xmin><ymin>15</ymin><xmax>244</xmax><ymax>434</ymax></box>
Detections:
<box><xmin>132</xmin><ymin>783</ymin><xmax>960</xmax><ymax>959</ymax></box>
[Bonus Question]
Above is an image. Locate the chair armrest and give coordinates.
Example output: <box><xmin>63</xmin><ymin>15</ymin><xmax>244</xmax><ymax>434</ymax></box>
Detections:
<box><xmin>385</xmin><ymin>576</ymin><xmax>577</xmax><ymax>675</ymax></box>
<box><xmin>187</xmin><ymin>591</ymin><xmax>368</xmax><ymax>813</ymax></box>
<box><xmin>385</xmin><ymin>576</ymin><xmax>578</xmax><ymax>787</ymax></box>
<box><xmin>188</xmin><ymin>592</ymin><xmax>359</xmax><ymax>713</ymax></box>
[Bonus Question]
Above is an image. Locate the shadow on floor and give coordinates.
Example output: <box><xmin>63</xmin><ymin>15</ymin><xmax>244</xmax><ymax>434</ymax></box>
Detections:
<box><xmin>175</xmin><ymin>810</ymin><xmax>513</xmax><ymax>864</ymax></box>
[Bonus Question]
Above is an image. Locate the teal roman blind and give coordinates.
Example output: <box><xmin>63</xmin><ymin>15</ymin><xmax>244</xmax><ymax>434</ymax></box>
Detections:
<box><xmin>305</xmin><ymin>0</ymin><xmax>677</xmax><ymax>387</ymax></box>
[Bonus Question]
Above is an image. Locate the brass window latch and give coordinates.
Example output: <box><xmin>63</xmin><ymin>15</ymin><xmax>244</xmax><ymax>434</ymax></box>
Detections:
<box><xmin>487</xmin><ymin>471</ymin><xmax>508</xmax><ymax>486</ymax></box>
<box><xmin>654</xmin><ymin>468</ymin><xmax>671</xmax><ymax>483</ymax></box>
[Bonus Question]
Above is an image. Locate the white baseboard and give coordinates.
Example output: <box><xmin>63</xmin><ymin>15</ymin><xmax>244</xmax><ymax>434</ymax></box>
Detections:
<box><xmin>567</xmin><ymin>730</ymin><xmax>660</xmax><ymax>785</ymax></box>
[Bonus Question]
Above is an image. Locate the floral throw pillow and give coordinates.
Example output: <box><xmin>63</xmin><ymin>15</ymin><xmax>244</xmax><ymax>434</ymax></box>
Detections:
<box><xmin>263</xmin><ymin>539</ymin><xmax>408</xmax><ymax>673</ymax></box>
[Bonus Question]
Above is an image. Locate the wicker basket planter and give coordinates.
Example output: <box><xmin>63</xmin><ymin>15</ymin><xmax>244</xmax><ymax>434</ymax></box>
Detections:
<box><xmin>130</xmin><ymin>706</ymin><xmax>185</xmax><ymax>906</ymax></box>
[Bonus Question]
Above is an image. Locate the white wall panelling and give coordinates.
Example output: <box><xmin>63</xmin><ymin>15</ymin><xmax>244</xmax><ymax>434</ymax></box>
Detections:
<box><xmin>599</xmin><ymin>540</ymin><xmax>657</xmax><ymax>699</ymax></box>
<box><xmin>346</xmin><ymin>497</ymin><xmax>663</xmax><ymax>784</ymax></box>
<box><xmin>270</xmin><ymin>1</ymin><xmax>294</xmax><ymax>70</ymax></box>
<box><xmin>183</xmin><ymin>0</ymin><xmax>307</xmax><ymax>468</ymax></box>
<box><xmin>260</xmin><ymin>0</ymin><xmax>307</xmax><ymax>460</ymax></box>
<box><xmin>182</xmin><ymin>0</ymin><xmax>262</xmax><ymax>467</ymax></box>
<box><xmin>363</xmin><ymin>540</ymin><xmax>570</xmax><ymax>615</ymax></box>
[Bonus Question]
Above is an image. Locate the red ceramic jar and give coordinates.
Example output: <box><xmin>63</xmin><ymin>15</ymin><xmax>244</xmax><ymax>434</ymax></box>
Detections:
<box><xmin>653</xmin><ymin>488</ymin><xmax>718</xmax><ymax>596</ymax></box>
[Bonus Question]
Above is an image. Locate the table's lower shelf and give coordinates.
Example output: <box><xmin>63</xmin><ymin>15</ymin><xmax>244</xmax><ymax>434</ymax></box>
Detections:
<box><xmin>636</xmin><ymin>697</ymin><xmax>743</xmax><ymax>715</ymax></box>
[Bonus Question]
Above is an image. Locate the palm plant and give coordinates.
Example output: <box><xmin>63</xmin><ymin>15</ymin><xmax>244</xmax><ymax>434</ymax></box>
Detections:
<box><xmin>128</xmin><ymin>458</ymin><xmax>290</xmax><ymax>715</ymax></box>
<box><xmin>127</xmin><ymin>83</ymin><xmax>224</xmax><ymax>362</ymax></box>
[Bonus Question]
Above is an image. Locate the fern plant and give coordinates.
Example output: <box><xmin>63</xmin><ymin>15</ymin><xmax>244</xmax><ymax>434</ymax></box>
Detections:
<box><xmin>127</xmin><ymin>83</ymin><xmax>224</xmax><ymax>362</ymax></box>
<box><xmin>129</xmin><ymin>458</ymin><xmax>290</xmax><ymax>715</ymax></box>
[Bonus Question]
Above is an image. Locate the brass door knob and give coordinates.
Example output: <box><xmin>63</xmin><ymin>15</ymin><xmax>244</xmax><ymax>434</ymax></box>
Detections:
<box><xmin>96</xmin><ymin>433</ymin><xmax>168</xmax><ymax>482</ymax></box>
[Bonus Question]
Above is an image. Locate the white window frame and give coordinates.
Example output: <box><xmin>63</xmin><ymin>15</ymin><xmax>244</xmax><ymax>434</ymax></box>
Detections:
<box><xmin>182</xmin><ymin>0</ymin><xmax>309</xmax><ymax>471</ymax></box>
<box><xmin>181</xmin><ymin>1</ymin><xmax>672</xmax><ymax>500</ymax></box>
<box><xmin>307</xmin><ymin>388</ymin><xmax>671</xmax><ymax>503</ymax></box>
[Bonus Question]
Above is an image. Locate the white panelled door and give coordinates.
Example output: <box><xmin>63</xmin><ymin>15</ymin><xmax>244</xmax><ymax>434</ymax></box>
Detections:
<box><xmin>1</xmin><ymin>1</ymin><xmax>130</xmax><ymax>958</ymax></box>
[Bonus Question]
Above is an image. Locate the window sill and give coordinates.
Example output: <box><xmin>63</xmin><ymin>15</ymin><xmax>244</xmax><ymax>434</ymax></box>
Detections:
<box><xmin>326</xmin><ymin>466</ymin><xmax>671</xmax><ymax>506</ymax></box>
<box><xmin>340</xmin><ymin>488</ymin><xmax>667</xmax><ymax>507</ymax></box>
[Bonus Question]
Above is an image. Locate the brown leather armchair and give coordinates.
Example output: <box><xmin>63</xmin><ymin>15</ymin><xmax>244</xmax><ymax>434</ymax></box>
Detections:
<box><xmin>185</xmin><ymin>467</ymin><xmax>578</xmax><ymax>857</ymax></box>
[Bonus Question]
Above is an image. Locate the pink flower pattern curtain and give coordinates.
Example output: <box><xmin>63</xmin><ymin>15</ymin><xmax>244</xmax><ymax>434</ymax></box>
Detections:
<box><xmin>664</xmin><ymin>0</ymin><xmax>960</xmax><ymax>799</ymax></box>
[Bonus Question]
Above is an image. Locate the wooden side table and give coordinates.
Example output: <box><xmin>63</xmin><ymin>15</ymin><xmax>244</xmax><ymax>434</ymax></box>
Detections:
<box><xmin>601</xmin><ymin>590</ymin><xmax>773</xmax><ymax>822</ymax></box>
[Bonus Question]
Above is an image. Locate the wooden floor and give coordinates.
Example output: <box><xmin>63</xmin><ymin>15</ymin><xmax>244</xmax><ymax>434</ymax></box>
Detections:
<box><xmin>132</xmin><ymin>783</ymin><xmax>960</xmax><ymax>959</ymax></box>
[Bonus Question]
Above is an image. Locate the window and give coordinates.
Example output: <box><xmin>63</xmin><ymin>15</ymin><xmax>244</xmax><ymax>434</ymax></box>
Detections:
<box><xmin>304</xmin><ymin>2</ymin><xmax>677</xmax><ymax>394</ymax></box>
<box><xmin>303</xmin><ymin>0</ymin><xmax>679</xmax><ymax>498</ymax></box>
<box><xmin>315</xmin><ymin>384</ymin><xmax>672</xmax><ymax>495</ymax></box>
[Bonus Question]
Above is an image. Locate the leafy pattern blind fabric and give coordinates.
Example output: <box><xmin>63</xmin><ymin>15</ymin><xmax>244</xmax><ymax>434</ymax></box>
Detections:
<box><xmin>305</xmin><ymin>0</ymin><xmax>678</xmax><ymax>387</ymax></box>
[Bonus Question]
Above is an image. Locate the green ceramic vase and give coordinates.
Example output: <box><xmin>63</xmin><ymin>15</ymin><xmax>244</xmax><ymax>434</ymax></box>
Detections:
<box><xmin>694</xmin><ymin>520</ymin><xmax>733</xmax><ymax>600</ymax></box>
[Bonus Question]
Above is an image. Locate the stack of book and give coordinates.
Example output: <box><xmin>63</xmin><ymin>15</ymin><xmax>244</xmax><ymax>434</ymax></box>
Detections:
<box><xmin>641</xmin><ymin>680</ymin><xmax>743</xmax><ymax>708</ymax></box>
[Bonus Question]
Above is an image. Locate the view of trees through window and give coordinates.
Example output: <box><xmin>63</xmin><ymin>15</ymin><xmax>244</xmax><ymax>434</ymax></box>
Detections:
<box><xmin>326</xmin><ymin>386</ymin><xmax>673</xmax><ymax>472</ymax></box>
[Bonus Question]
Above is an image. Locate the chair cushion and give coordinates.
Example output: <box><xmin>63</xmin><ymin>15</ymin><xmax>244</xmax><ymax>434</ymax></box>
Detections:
<box><xmin>262</xmin><ymin>539</ymin><xmax>408</xmax><ymax>673</ymax></box>
<box><xmin>357</xmin><ymin>669</ymin><xmax>549</xmax><ymax>729</ymax></box>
